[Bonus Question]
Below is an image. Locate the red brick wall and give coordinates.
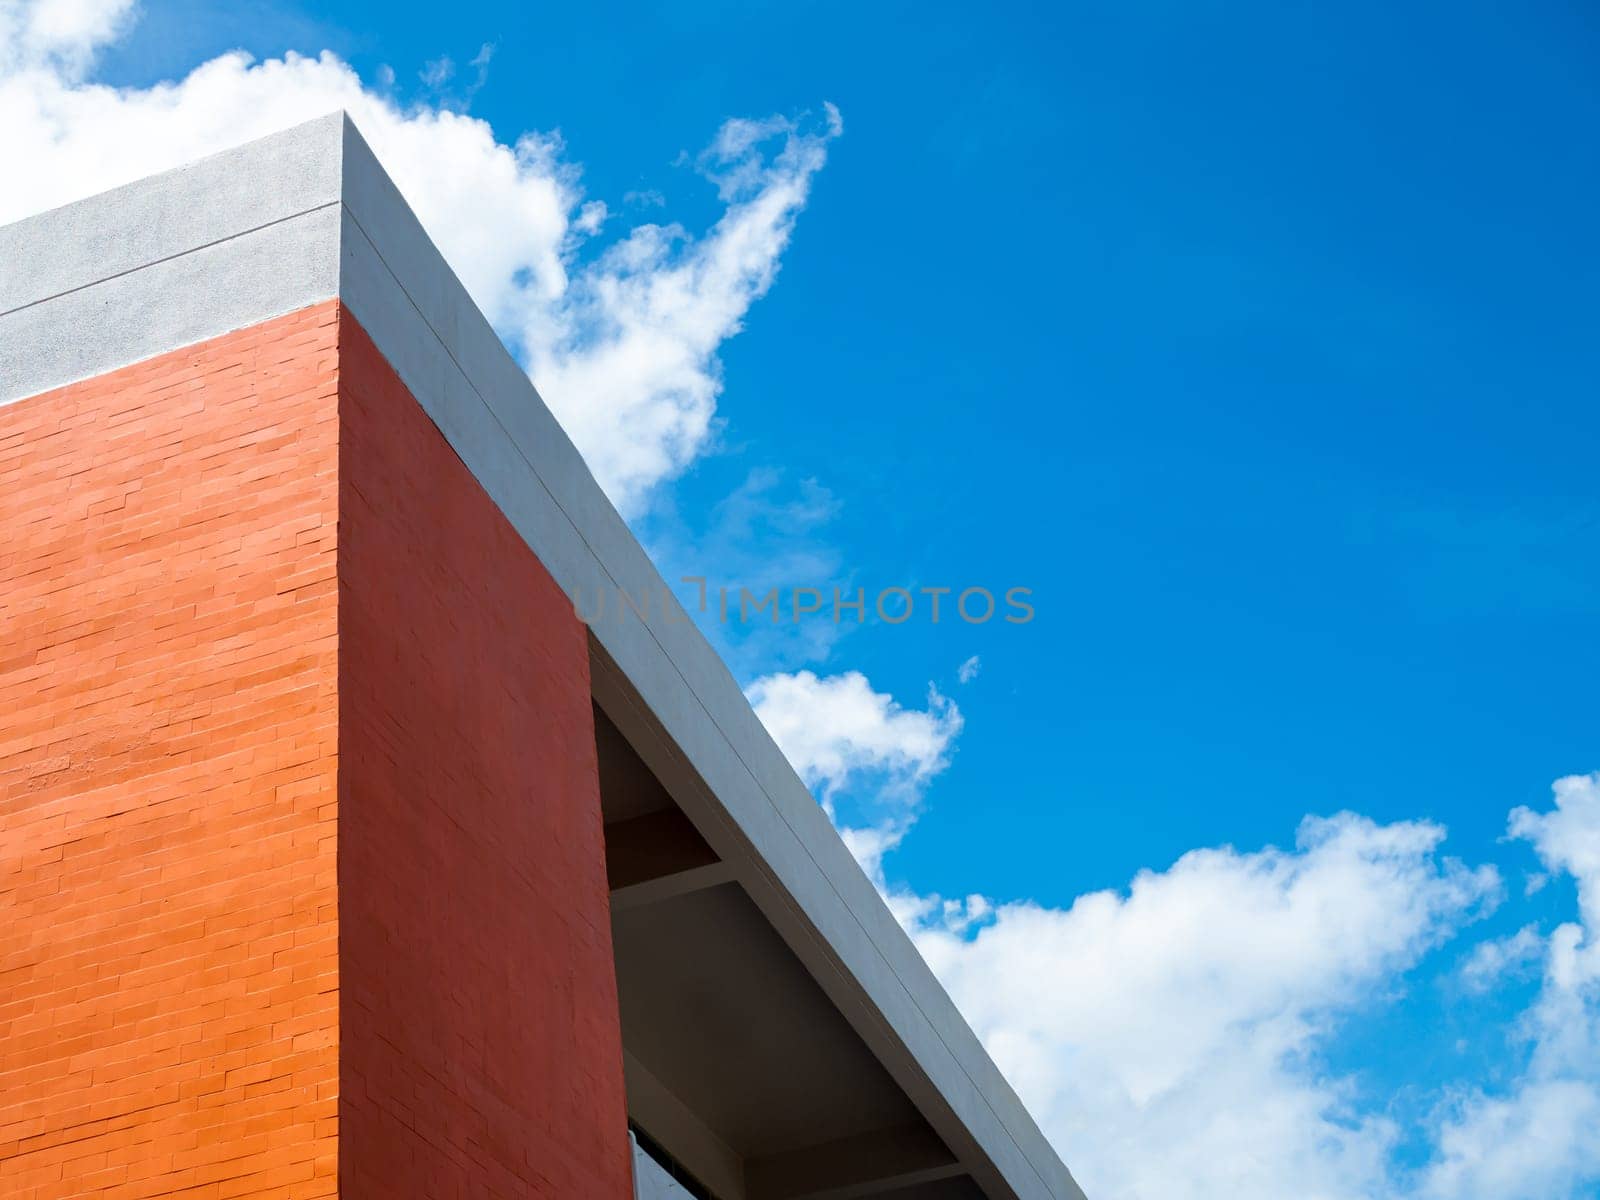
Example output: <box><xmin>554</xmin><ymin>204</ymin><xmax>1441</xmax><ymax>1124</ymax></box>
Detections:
<box><xmin>334</xmin><ymin>316</ymin><xmax>630</xmax><ymax>1198</ymax></box>
<box><xmin>0</xmin><ymin>303</ymin><xmax>631</xmax><ymax>1199</ymax></box>
<box><xmin>0</xmin><ymin>304</ymin><xmax>343</xmax><ymax>1200</ymax></box>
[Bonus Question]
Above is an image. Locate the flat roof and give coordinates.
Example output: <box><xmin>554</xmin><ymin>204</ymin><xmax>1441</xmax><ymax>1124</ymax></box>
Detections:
<box><xmin>0</xmin><ymin>113</ymin><xmax>1086</xmax><ymax>1200</ymax></box>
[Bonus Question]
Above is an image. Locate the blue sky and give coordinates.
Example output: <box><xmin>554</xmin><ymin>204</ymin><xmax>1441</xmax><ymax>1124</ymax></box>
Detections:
<box><xmin>6</xmin><ymin>1</ymin><xmax>1599</xmax><ymax>1195</ymax></box>
<box><xmin>130</xmin><ymin>0</ymin><xmax>1600</xmax><ymax>900</ymax></box>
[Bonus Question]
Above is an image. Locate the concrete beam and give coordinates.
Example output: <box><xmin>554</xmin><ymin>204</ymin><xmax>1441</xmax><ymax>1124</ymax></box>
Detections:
<box><xmin>625</xmin><ymin>1050</ymin><xmax>747</xmax><ymax>1200</ymax></box>
<box><xmin>746</xmin><ymin>1125</ymin><xmax>965</xmax><ymax>1200</ymax></box>
<box><xmin>606</xmin><ymin>808</ymin><xmax>736</xmax><ymax>912</ymax></box>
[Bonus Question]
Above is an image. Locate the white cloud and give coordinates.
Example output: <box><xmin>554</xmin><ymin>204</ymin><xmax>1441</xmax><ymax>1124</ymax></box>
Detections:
<box><xmin>747</xmin><ymin>668</ymin><xmax>961</xmax><ymax>876</ymax></box>
<box><xmin>745</xmin><ymin>664</ymin><xmax>1493</xmax><ymax>1198</ymax></box>
<box><xmin>906</xmin><ymin>815</ymin><xmax>1499</xmax><ymax>1200</ymax></box>
<box><xmin>0</xmin><ymin>0</ymin><xmax>135</xmax><ymax>75</ymax></box>
<box><xmin>518</xmin><ymin>103</ymin><xmax>841</xmax><ymax>510</ymax></box>
<box><xmin>0</xmin><ymin>0</ymin><xmax>838</xmax><ymax>514</ymax></box>
<box><xmin>750</xmin><ymin>658</ymin><xmax>1600</xmax><ymax>1200</ymax></box>
<box><xmin>1423</xmin><ymin>1081</ymin><xmax>1600</xmax><ymax>1200</ymax></box>
<box><xmin>1421</xmin><ymin>774</ymin><xmax>1600</xmax><ymax>1200</ymax></box>
<box><xmin>1510</xmin><ymin>774</ymin><xmax>1600</xmax><ymax>944</ymax></box>
<box><xmin>747</xmin><ymin>668</ymin><xmax>961</xmax><ymax>800</ymax></box>
<box><xmin>957</xmin><ymin>654</ymin><xmax>981</xmax><ymax>684</ymax></box>
<box><xmin>896</xmin><ymin>770</ymin><xmax>1600</xmax><ymax>1200</ymax></box>
<box><xmin>1457</xmin><ymin>923</ymin><xmax>1542</xmax><ymax>993</ymax></box>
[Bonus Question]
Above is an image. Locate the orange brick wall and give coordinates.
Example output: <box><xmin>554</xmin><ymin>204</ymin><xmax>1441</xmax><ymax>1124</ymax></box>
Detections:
<box><xmin>0</xmin><ymin>302</ymin><xmax>631</xmax><ymax>1199</ymax></box>
<box><xmin>0</xmin><ymin>303</ymin><xmax>343</xmax><ymax>1200</ymax></box>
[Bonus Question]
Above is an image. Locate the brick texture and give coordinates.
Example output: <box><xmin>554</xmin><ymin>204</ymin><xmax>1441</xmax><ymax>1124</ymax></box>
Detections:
<box><xmin>336</xmin><ymin>317</ymin><xmax>631</xmax><ymax>1198</ymax></box>
<box><xmin>0</xmin><ymin>303</ymin><xmax>343</xmax><ymax>1200</ymax></box>
<box><xmin>0</xmin><ymin>303</ymin><xmax>631</xmax><ymax>1199</ymax></box>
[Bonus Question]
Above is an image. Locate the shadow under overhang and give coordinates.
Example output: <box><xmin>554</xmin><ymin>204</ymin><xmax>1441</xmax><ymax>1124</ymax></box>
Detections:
<box><xmin>593</xmin><ymin>655</ymin><xmax>984</xmax><ymax>1200</ymax></box>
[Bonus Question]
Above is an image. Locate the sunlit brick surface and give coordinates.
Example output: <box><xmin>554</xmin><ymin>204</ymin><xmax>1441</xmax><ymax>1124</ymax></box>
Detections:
<box><xmin>0</xmin><ymin>302</ymin><xmax>630</xmax><ymax>1199</ymax></box>
<box><xmin>0</xmin><ymin>303</ymin><xmax>343</xmax><ymax>1200</ymax></box>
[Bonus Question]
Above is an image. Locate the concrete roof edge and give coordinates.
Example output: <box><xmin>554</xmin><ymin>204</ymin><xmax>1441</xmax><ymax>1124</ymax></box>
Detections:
<box><xmin>0</xmin><ymin>112</ymin><xmax>346</xmax><ymax>404</ymax></box>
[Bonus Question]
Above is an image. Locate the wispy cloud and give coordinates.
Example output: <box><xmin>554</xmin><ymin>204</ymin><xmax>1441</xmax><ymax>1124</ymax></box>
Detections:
<box><xmin>1457</xmin><ymin>924</ymin><xmax>1543</xmax><ymax>994</ymax></box>
<box><xmin>418</xmin><ymin>54</ymin><xmax>453</xmax><ymax>89</ymax></box>
<box><xmin>417</xmin><ymin>41</ymin><xmax>495</xmax><ymax>112</ymax></box>
<box><xmin>644</xmin><ymin>468</ymin><xmax>849</xmax><ymax>676</ymax></box>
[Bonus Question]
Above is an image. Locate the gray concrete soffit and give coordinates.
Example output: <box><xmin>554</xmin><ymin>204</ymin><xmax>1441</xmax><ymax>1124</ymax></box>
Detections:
<box><xmin>0</xmin><ymin>112</ymin><xmax>1087</xmax><ymax>1200</ymax></box>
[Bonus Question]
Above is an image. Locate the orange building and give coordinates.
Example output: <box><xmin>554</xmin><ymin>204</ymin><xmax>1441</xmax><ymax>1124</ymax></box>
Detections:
<box><xmin>0</xmin><ymin>115</ymin><xmax>1084</xmax><ymax>1200</ymax></box>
